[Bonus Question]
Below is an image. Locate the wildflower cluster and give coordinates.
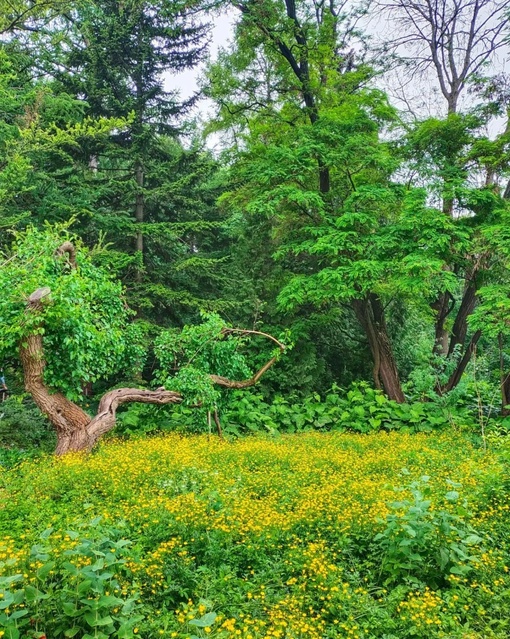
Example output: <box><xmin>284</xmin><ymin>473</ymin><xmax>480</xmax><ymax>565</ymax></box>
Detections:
<box><xmin>1</xmin><ymin>431</ymin><xmax>510</xmax><ymax>637</ymax></box>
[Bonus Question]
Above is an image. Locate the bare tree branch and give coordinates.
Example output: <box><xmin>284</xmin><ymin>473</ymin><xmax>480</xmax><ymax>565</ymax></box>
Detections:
<box><xmin>378</xmin><ymin>0</ymin><xmax>510</xmax><ymax>112</ymax></box>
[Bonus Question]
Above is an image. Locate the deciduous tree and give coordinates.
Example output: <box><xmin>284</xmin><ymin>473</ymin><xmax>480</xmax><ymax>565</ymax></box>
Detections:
<box><xmin>0</xmin><ymin>226</ymin><xmax>284</xmax><ymax>453</ymax></box>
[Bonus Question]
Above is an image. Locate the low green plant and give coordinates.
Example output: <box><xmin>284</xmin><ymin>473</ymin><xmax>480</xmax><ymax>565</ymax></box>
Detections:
<box><xmin>221</xmin><ymin>383</ymin><xmax>453</xmax><ymax>435</ymax></box>
<box><xmin>116</xmin><ymin>381</ymin><xmax>457</xmax><ymax>439</ymax></box>
<box><xmin>0</xmin><ymin>521</ymin><xmax>143</xmax><ymax>639</ymax></box>
<box><xmin>0</xmin><ymin>397</ymin><xmax>56</xmax><ymax>464</ymax></box>
<box><xmin>374</xmin><ymin>476</ymin><xmax>483</xmax><ymax>588</ymax></box>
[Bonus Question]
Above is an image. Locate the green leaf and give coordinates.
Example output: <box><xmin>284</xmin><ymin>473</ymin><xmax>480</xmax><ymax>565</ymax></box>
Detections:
<box><xmin>189</xmin><ymin>612</ymin><xmax>217</xmax><ymax>628</ymax></box>
<box><xmin>36</xmin><ymin>561</ymin><xmax>55</xmax><ymax>580</ymax></box>
<box><xmin>77</xmin><ymin>579</ymin><xmax>93</xmax><ymax>594</ymax></box>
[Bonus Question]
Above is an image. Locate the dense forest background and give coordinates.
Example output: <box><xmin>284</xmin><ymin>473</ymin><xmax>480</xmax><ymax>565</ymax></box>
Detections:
<box><xmin>3</xmin><ymin>0</ymin><xmax>510</xmax><ymax>450</ymax></box>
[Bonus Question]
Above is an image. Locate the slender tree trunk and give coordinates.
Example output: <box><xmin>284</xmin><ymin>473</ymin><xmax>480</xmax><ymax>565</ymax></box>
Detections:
<box><xmin>438</xmin><ymin>330</ymin><xmax>482</xmax><ymax>395</ymax></box>
<box><xmin>447</xmin><ymin>280</ymin><xmax>477</xmax><ymax>356</ymax></box>
<box><xmin>135</xmin><ymin>160</ymin><xmax>144</xmax><ymax>280</ymax></box>
<box><xmin>134</xmin><ymin>52</ymin><xmax>145</xmax><ymax>280</ymax></box>
<box><xmin>352</xmin><ymin>296</ymin><xmax>405</xmax><ymax>403</ymax></box>
<box><xmin>501</xmin><ymin>376</ymin><xmax>510</xmax><ymax>417</ymax></box>
<box><xmin>318</xmin><ymin>157</ymin><xmax>330</xmax><ymax>194</ymax></box>
<box><xmin>213</xmin><ymin>408</ymin><xmax>223</xmax><ymax>438</ymax></box>
<box><xmin>430</xmin><ymin>163</ymin><xmax>456</xmax><ymax>354</ymax></box>
<box><xmin>432</xmin><ymin>292</ymin><xmax>451</xmax><ymax>356</ymax></box>
<box><xmin>432</xmin><ymin>264</ymin><xmax>481</xmax><ymax>394</ymax></box>
<box><xmin>499</xmin><ymin>333</ymin><xmax>510</xmax><ymax>417</ymax></box>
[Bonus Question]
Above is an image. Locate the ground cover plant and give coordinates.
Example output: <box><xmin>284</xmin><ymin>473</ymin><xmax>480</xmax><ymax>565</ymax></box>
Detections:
<box><xmin>1</xmin><ymin>431</ymin><xmax>510</xmax><ymax>638</ymax></box>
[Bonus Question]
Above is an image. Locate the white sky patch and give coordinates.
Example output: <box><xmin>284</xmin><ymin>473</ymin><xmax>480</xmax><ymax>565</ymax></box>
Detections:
<box><xmin>164</xmin><ymin>11</ymin><xmax>236</xmax><ymax>101</ymax></box>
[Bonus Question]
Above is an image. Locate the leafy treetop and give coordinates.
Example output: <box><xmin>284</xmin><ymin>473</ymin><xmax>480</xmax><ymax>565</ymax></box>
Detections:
<box><xmin>0</xmin><ymin>225</ymin><xmax>143</xmax><ymax>400</ymax></box>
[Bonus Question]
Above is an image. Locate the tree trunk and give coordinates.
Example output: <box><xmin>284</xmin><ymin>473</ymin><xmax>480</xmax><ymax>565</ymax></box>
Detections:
<box><xmin>352</xmin><ymin>296</ymin><xmax>405</xmax><ymax>403</ymax></box>
<box><xmin>20</xmin><ymin>299</ymin><xmax>182</xmax><ymax>454</ymax></box>
<box><xmin>135</xmin><ymin>160</ymin><xmax>144</xmax><ymax>281</ymax></box>
<box><xmin>447</xmin><ymin>280</ymin><xmax>477</xmax><ymax>356</ymax></box>
<box><xmin>432</xmin><ymin>263</ymin><xmax>481</xmax><ymax>394</ymax></box>
<box><xmin>437</xmin><ymin>330</ymin><xmax>482</xmax><ymax>395</ymax></box>
<box><xmin>21</xmin><ymin>284</ymin><xmax>285</xmax><ymax>454</ymax></box>
<box><xmin>431</xmin><ymin>291</ymin><xmax>452</xmax><ymax>356</ymax></box>
<box><xmin>21</xmin><ymin>334</ymin><xmax>91</xmax><ymax>454</ymax></box>
<box><xmin>499</xmin><ymin>333</ymin><xmax>510</xmax><ymax>417</ymax></box>
<box><xmin>501</xmin><ymin>375</ymin><xmax>510</xmax><ymax>417</ymax></box>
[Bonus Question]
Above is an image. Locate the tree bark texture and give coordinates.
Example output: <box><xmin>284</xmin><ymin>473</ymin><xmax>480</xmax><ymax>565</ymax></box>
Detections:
<box><xmin>431</xmin><ymin>291</ymin><xmax>452</xmax><ymax>356</ymax></box>
<box><xmin>432</xmin><ymin>262</ymin><xmax>482</xmax><ymax>394</ymax></box>
<box><xmin>134</xmin><ymin>160</ymin><xmax>144</xmax><ymax>282</ymax></box>
<box><xmin>352</xmin><ymin>296</ymin><xmax>405</xmax><ymax>403</ymax></box>
<box><xmin>437</xmin><ymin>329</ymin><xmax>482</xmax><ymax>395</ymax></box>
<box><xmin>20</xmin><ymin>276</ymin><xmax>285</xmax><ymax>454</ymax></box>
<box><xmin>447</xmin><ymin>280</ymin><xmax>478</xmax><ymax>357</ymax></box>
<box><xmin>501</xmin><ymin>375</ymin><xmax>510</xmax><ymax>417</ymax></box>
<box><xmin>499</xmin><ymin>333</ymin><xmax>510</xmax><ymax>417</ymax></box>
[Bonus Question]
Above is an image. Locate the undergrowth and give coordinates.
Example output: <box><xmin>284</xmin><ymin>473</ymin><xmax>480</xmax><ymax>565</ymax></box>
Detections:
<box><xmin>1</xmin><ymin>431</ymin><xmax>510</xmax><ymax>638</ymax></box>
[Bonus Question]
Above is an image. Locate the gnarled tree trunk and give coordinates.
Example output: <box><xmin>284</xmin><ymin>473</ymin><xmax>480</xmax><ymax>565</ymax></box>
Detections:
<box><xmin>21</xmin><ymin>282</ymin><xmax>285</xmax><ymax>455</ymax></box>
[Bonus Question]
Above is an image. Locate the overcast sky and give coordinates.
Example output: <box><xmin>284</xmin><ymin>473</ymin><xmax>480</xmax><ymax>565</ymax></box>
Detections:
<box><xmin>166</xmin><ymin>11</ymin><xmax>236</xmax><ymax>102</ymax></box>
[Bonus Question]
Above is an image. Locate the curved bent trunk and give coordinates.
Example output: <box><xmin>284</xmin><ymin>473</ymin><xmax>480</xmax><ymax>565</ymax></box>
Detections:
<box><xmin>20</xmin><ymin>333</ymin><xmax>91</xmax><ymax>454</ymax></box>
<box><xmin>20</xmin><ymin>326</ymin><xmax>182</xmax><ymax>455</ymax></box>
<box><xmin>21</xmin><ymin>285</ymin><xmax>285</xmax><ymax>454</ymax></box>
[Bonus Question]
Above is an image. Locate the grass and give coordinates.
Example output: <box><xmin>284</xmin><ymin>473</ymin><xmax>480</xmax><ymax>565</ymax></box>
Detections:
<box><xmin>1</xmin><ymin>430</ymin><xmax>510</xmax><ymax>638</ymax></box>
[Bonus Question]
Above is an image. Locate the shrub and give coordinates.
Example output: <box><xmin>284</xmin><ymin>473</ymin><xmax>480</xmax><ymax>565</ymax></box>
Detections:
<box><xmin>0</xmin><ymin>397</ymin><xmax>55</xmax><ymax>465</ymax></box>
<box><xmin>0</xmin><ymin>520</ymin><xmax>143</xmax><ymax>639</ymax></box>
<box><xmin>374</xmin><ymin>476</ymin><xmax>483</xmax><ymax>588</ymax></box>
<box><xmin>116</xmin><ymin>382</ymin><xmax>455</xmax><ymax>440</ymax></box>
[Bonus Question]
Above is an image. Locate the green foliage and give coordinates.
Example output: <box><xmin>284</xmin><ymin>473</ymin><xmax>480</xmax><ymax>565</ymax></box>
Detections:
<box><xmin>0</xmin><ymin>225</ymin><xmax>144</xmax><ymax>399</ymax></box>
<box><xmin>221</xmin><ymin>383</ymin><xmax>452</xmax><ymax>435</ymax></box>
<box><xmin>0</xmin><ymin>520</ymin><xmax>143</xmax><ymax>639</ymax></box>
<box><xmin>0</xmin><ymin>46</ymin><xmax>128</xmax><ymax>240</ymax></box>
<box><xmin>2</xmin><ymin>0</ymin><xmax>510</xmax><ymax>427</ymax></box>
<box><xmin>0</xmin><ymin>397</ymin><xmax>55</xmax><ymax>460</ymax></box>
<box><xmin>374</xmin><ymin>477</ymin><xmax>483</xmax><ymax>588</ymax></box>
<box><xmin>117</xmin><ymin>382</ymin><xmax>454</xmax><ymax>438</ymax></box>
<box><xmin>155</xmin><ymin>313</ymin><xmax>254</xmax><ymax>409</ymax></box>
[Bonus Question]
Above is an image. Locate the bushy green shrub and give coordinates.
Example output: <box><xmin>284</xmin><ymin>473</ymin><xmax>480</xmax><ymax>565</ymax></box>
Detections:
<box><xmin>373</xmin><ymin>477</ymin><xmax>483</xmax><ymax>588</ymax></box>
<box><xmin>0</xmin><ymin>520</ymin><xmax>143</xmax><ymax>639</ymax></box>
<box><xmin>116</xmin><ymin>382</ymin><xmax>457</xmax><ymax>439</ymax></box>
<box><xmin>0</xmin><ymin>398</ymin><xmax>56</xmax><ymax>465</ymax></box>
<box><xmin>221</xmin><ymin>382</ymin><xmax>455</xmax><ymax>434</ymax></box>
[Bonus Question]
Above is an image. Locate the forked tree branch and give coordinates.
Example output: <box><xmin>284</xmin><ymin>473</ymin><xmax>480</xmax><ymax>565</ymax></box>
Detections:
<box><xmin>21</xmin><ymin>250</ymin><xmax>285</xmax><ymax>453</ymax></box>
<box><xmin>209</xmin><ymin>328</ymin><xmax>286</xmax><ymax>389</ymax></box>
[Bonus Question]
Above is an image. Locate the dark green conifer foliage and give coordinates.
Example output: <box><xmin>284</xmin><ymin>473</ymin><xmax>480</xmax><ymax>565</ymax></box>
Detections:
<box><xmin>46</xmin><ymin>0</ymin><xmax>215</xmax><ymax>316</ymax></box>
<box><xmin>2</xmin><ymin>0</ymin><xmax>234</xmax><ymax>325</ymax></box>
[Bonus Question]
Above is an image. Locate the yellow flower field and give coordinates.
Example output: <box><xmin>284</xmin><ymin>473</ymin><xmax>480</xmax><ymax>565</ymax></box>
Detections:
<box><xmin>1</xmin><ymin>431</ymin><xmax>509</xmax><ymax>638</ymax></box>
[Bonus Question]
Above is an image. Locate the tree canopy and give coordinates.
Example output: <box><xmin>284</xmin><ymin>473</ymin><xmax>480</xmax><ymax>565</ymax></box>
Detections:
<box><xmin>2</xmin><ymin>0</ymin><xmax>510</xmax><ymax>450</ymax></box>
